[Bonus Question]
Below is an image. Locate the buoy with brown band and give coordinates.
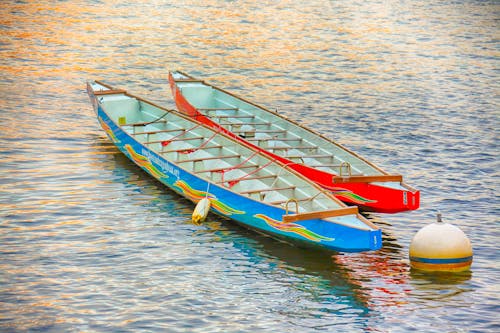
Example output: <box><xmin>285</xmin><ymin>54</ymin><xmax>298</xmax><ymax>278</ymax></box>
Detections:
<box><xmin>409</xmin><ymin>213</ymin><xmax>473</xmax><ymax>272</ymax></box>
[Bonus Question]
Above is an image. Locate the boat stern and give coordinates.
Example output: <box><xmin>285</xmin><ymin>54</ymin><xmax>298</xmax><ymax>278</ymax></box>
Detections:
<box><xmin>279</xmin><ymin>207</ymin><xmax>382</xmax><ymax>252</ymax></box>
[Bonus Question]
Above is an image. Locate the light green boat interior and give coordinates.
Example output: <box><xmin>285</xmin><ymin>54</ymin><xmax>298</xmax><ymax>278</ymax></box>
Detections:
<box><xmin>172</xmin><ymin>72</ymin><xmax>392</xmax><ymax>181</ymax></box>
<box><xmin>90</xmin><ymin>81</ymin><xmax>374</xmax><ymax>230</ymax></box>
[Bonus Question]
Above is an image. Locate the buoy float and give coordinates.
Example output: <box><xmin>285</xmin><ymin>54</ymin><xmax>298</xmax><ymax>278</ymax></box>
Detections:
<box><xmin>192</xmin><ymin>197</ymin><xmax>211</xmax><ymax>224</ymax></box>
<box><xmin>409</xmin><ymin>213</ymin><xmax>473</xmax><ymax>272</ymax></box>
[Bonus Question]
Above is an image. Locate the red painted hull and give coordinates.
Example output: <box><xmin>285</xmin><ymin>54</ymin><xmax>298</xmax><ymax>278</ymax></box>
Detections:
<box><xmin>168</xmin><ymin>73</ymin><xmax>419</xmax><ymax>213</ymax></box>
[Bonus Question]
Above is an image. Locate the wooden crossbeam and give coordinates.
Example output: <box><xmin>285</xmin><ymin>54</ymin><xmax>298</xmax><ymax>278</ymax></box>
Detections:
<box><xmin>93</xmin><ymin>89</ymin><xmax>127</xmax><ymax>95</ymax></box>
<box><xmin>267</xmin><ymin>197</ymin><xmax>311</xmax><ymax>205</ymax></box>
<box><xmin>268</xmin><ymin>145</ymin><xmax>318</xmax><ymax>150</ymax></box>
<box><xmin>239</xmin><ymin>186</ymin><xmax>296</xmax><ymax>195</ymax></box>
<box><xmin>199</xmin><ymin>107</ymin><xmax>238</xmax><ymax>111</ymax></box>
<box><xmin>232</xmin><ymin>129</ymin><xmax>286</xmax><ymax>134</ymax></box>
<box><xmin>123</xmin><ymin>120</ymin><xmax>168</xmax><ymax>127</ymax></box>
<box><xmin>195</xmin><ymin>164</ymin><xmax>258</xmax><ymax>174</ymax></box>
<box><xmin>285</xmin><ymin>154</ymin><xmax>332</xmax><ymax>159</ymax></box>
<box><xmin>144</xmin><ymin>136</ymin><xmax>203</xmax><ymax>145</ymax></box>
<box><xmin>163</xmin><ymin>144</ymin><xmax>223</xmax><ymax>154</ymax></box>
<box><xmin>282</xmin><ymin>207</ymin><xmax>358</xmax><ymax>223</ymax></box>
<box><xmin>221</xmin><ymin>122</ymin><xmax>271</xmax><ymax>126</ymax></box>
<box><xmin>216</xmin><ymin>174</ymin><xmax>276</xmax><ymax>184</ymax></box>
<box><xmin>131</xmin><ymin>128</ymin><xmax>184</xmax><ymax>136</ymax></box>
<box><xmin>332</xmin><ymin>175</ymin><xmax>403</xmax><ymax>183</ymax></box>
<box><xmin>247</xmin><ymin>137</ymin><xmax>302</xmax><ymax>142</ymax></box>
<box><xmin>176</xmin><ymin>154</ymin><xmax>241</xmax><ymax>164</ymax></box>
<box><xmin>166</xmin><ymin>136</ymin><xmax>204</xmax><ymax>142</ymax></box>
<box><xmin>267</xmin><ymin>146</ymin><xmax>291</xmax><ymax>151</ymax></box>
<box><xmin>215</xmin><ymin>115</ymin><xmax>255</xmax><ymax>119</ymax></box>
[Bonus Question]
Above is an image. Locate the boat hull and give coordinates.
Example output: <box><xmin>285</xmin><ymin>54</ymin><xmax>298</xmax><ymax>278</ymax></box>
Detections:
<box><xmin>88</xmin><ymin>85</ymin><xmax>381</xmax><ymax>252</ymax></box>
<box><xmin>169</xmin><ymin>73</ymin><xmax>419</xmax><ymax>213</ymax></box>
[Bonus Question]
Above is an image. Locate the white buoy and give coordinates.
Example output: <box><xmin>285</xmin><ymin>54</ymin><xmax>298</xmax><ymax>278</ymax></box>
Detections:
<box><xmin>409</xmin><ymin>213</ymin><xmax>473</xmax><ymax>272</ymax></box>
<box><xmin>192</xmin><ymin>198</ymin><xmax>211</xmax><ymax>224</ymax></box>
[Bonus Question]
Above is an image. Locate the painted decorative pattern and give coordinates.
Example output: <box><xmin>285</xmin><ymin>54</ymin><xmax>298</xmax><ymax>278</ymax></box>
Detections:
<box><xmin>329</xmin><ymin>187</ymin><xmax>376</xmax><ymax>204</ymax></box>
<box><xmin>254</xmin><ymin>213</ymin><xmax>334</xmax><ymax>242</ymax></box>
<box><xmin>124</xmin><ymin>144</ymin><xmax>168</xmax><ymax>179</ymax></box>
<box><xmin>99</xmin><ymin>117</ymin><xmax>120</xmax><ymax>143</ymax></box>
<box><xmin>174</xmin><ymin>180</ymin><xmax>244</xmax><ymax>216</ymax></box>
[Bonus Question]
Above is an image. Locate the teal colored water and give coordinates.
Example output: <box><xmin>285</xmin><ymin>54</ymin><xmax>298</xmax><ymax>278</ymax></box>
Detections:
<box><xmin>0</xmin><ymin>1</ymin><xmax>498</xmax><ymax>332</ymax></box>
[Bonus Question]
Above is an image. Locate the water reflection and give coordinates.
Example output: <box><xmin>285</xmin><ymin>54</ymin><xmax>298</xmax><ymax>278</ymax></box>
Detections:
<box><xmin>83</xmin><ymin>135</ymin><xmax>474</xmax><ymax>329</ymax></box>
<box><xmin>108</xmin><ymin>141</ymin><xmax>374</xmax><ymax>328</ymax></box>
<box><xmin>2</xmin><ymin>0</ymin><xmax>498</xmax><ymax>331</ymax></box>
<box><xmin>410</xmin><ymin>270</ymin><xmax>473</xmax><ymax>300</ymax></box>
<box><xmin>194</xmin><ymin>218</ymin><xmax>375</xmax><ymax>329</ymax></box>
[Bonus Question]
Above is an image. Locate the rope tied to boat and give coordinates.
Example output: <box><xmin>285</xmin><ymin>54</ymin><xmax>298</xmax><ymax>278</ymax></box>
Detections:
<box><xmin>178</xmin><ymin>131</ymin><xmax>219</xmax><ymax>154</ymax></box>
<box><xmin>143</xmin><ymin>109</ymin><xmax>174</xmax><ymax>126</ymax></box>
<box><xmin>269</xmin><ymin>161</ymin><xmax>296</xmax><ymax>189</ymax></box>
<box><xmin>306</xmin><ymin>189</ymin><xmax>333</xmax><ymax>203</ymax></box>
<box><xmin>160</xmin><ymin>123</ymin><xmax>202</xmax><ymax>147</ymax></box>
<box><xmin>226</xmin><ymin>161</ymin><xmax>274</xmax><ymax>188</ymax></box>
<box><xmin>214</xmin><ymin>150</ymin><xmax>260</xmax><ymax>186</ymax></box>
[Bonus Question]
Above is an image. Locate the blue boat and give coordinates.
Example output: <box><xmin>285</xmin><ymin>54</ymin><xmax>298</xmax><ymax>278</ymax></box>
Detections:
<box><xmin>86</xmin><ymin>80</ymin><xmax>381</xmax><ymax>252</ymax></box>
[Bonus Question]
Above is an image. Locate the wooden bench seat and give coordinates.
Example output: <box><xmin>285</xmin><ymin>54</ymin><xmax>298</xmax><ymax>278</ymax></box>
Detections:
<box><xmin>131</xmin><ymin>128</ymin><xmax>185</xmax><ymax>136</ymax></box>
<box><xmin>93</xmin><ymin>89</ymin><xmax>127</xmax><ymax>95</ymax></box>
<box><xmin>163</xmin><ymin>144</ymin><xmax>223</xmax><ymax>154</ymax></box>
<box><xmin>195</xmin><ymin>164</ymin><xmax>258</xmax><ymax>174</ymax></box>
<box><xmin>215</xmin><ymin>115</ymin><xmax>255</xmax><ymax>119</ymax></box>
<box><xmin>239</xmin><ymin>186</ymin><xmax>296</xmax><ymax>195</ymax></box>
<box><xmin>268</xmin><ymin>145</ymin><xmax>318</xmax><ymax>151</ymax></box>
<box><xmin>221</xmin><ymin>122</ymin><xmax>271</xmax><ymax>127</ymax></box>
<box><xmin>122</xmin><ymin>119</ymin><xmax>168</xmax><ymax>127</ymax></box>
<box><xmin>282</xmin><ymin>207</ymin><xmax>358</xmax><ymax>223</ymax></box>
<box><xmin>248</xmin><ymin>137</ymin><xmax>302</xmax><ymax>142</ymax></box>
<box><xmin>285</xmin><ymin>154</ymin><xmax>332</xmax><ymax>159</ymax></box>
<box><xmin>176</xmin><ymin>154</ymin><xmax>241</xmax><ymax>164</ymax></box>
<box><xmin>267</xmin><ymin>197</ymin><xmax>313</xmax><ymax>205</ymax></box>
<box><xmin>232</xmin><ymin>129</ymin><xmax>286</xmax><ymax>134</ymax></box>
<box><xmin>217</xmin><ymin>174</ymin><xmax>277</xmax><ymax>185</ymax></box>
<box><xmin>144</xmin><ymin>136</ymin><xmax>204</xmax><ymax>145</ymax></box>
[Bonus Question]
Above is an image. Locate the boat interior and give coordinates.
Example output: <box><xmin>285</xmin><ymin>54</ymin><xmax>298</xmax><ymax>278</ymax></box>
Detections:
<box><xmin>172</xmin><ymin>75</ymin><xmax>385</xmax><ymax>179</ymax></box>
<box><xmin>94</xmin><ymin>87</ymin><xmax>354</xmax><ymax>216</ymax></box>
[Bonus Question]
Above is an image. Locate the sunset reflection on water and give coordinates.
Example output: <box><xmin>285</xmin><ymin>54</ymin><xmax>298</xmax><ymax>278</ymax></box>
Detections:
<box><xmin>1</xmin><ymin>0</ymin><xmax>498</xmax><ymax>332</ymax></box>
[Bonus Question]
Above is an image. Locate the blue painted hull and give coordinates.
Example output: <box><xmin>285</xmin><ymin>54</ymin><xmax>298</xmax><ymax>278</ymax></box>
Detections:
<box><xmin>88</xmin><ymin>89</ymin><xmax>381</xmax><ymax>252</ymax></box>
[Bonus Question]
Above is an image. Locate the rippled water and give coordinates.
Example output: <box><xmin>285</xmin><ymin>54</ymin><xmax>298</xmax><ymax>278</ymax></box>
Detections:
<box><xmin>1</xmin><ymin>1</ymin><xmax>498</xmax><ymax>332</ymax></box>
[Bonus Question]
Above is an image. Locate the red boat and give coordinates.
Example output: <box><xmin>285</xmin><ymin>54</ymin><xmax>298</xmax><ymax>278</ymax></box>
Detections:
<box><xmin>168</xmin><ymin>71</ymin><xmax>419</xmax><ymax>213</ymax></box>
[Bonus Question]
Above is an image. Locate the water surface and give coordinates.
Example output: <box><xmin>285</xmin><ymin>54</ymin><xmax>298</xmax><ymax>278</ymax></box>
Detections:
<box><xmin>0</xmin><ymin>1</ymin><xmax>499</xmax><ymax>332</ymax></box>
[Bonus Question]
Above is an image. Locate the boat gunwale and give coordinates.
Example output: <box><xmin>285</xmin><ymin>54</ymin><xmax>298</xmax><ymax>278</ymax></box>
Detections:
<box><xmin>88</xmin><ymin>81</ymin><xmax>379</xmax><ymax>232</ymax></box>
<box><xmin>170</xmin><ymin>71</ymin><xmax>417</xmax><ymax>193</ymax></box>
